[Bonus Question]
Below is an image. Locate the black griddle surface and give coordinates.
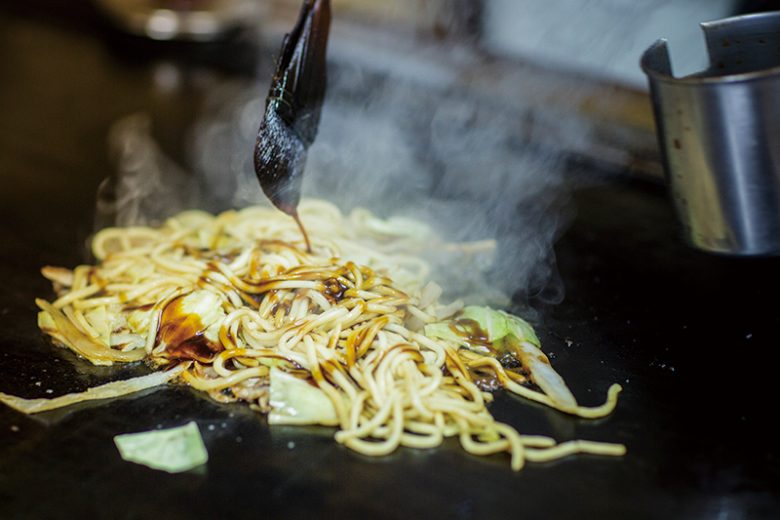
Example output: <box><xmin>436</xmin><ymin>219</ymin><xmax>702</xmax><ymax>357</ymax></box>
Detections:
<box><xmin>1</xmin><ymin>5</ymin><xmax>778</xmax><ymax>519</ymax></box>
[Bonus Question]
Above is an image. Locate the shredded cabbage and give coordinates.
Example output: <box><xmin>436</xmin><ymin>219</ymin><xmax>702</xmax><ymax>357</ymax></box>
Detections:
<box><xmin>0</xmin><ymin>364</ymin><xmax>188</xmax><ymax>414</ymax></box>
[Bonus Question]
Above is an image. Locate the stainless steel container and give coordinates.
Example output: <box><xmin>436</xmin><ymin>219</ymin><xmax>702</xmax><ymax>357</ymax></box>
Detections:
<box><xmin>641</xmin><ymin>12</ymin><xmax>780</xmax><ymax>255</ymax></box>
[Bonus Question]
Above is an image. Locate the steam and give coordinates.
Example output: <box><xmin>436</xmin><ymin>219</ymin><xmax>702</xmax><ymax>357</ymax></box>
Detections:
<box><xmin>96</xmin><ymin>114</ymin><xmax>200</xmax><ymax>230</ymax></box>
<box><xmin>97</xmin><ymin>30</ymin><xmax>593</xmax><ymax>309</ymax></box>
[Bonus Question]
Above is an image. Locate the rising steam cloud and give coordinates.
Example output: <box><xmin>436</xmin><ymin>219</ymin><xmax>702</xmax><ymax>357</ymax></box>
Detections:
<box><xmin>98</xmin><ymin>29</ymin><xmax>596</xmax><ymax>309</ymax></box>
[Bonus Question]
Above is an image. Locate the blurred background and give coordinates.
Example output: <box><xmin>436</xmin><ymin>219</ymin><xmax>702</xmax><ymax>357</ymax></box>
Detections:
<box><xmin>2</xmin><ymin>0</ymin><xmax>772</xmax><ymax>184</ymax></box>
<box><xmin>83</xmin><ymin>0</ymin><xmax>774</xmax><ymax>86</ymax></box>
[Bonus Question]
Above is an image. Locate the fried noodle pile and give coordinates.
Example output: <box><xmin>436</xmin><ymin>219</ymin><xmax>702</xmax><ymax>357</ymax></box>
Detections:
<box><xmin>7</xmin><ymin>200</ymin><xmax>624</xmax><ymax>470</ymax></box>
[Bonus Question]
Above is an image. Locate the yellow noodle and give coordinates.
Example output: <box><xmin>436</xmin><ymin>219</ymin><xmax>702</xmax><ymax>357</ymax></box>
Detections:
<box><xmin>524</xmin><ymin>440</ymin><xmax>627</xmax><ymax>462</ymax></box>
<box><xmin>182</xmin><ymin>366</ymin><xmax>267</xmax><ymax>391</ymax></box>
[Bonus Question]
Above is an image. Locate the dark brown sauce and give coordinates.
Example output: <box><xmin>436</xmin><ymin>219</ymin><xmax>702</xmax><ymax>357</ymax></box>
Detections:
<box><xmin>322</xmin><ymin>277</ymin><xmax>349</xmax><ymax>302</ymax></box>
<box><xmin>318</xmin><ymin>359</ymin><xmax>347</xmax><ymax>388</ymax></box>
<box><xmin>293</xmin><ymin>212</ymin><xmax>312</xmax><ymax>253</ymax></box>
<box><xmin>257</xmin><ymin>239</ymin><xmax>299</xmax><ymax>250</ymax></box>
<box><xmin>156</xmin><ymin>295</ymin><xmax>223</xmax><ymax>362</ymax></box>
<box><xmin>269</xmin><ymin>299</ymin><xmax>292</xmax><ymax>317</ymax></box>
<box><xmin>498</xmin><ymin>352</ymin><xmax>521</xmax><ymax>370</ymax></box>
<box><xmin>165</xmin><ymin>335</ymin><xmax>221</xmax><ymax>362</ymax></box>
<box><xmin>123</xmin><ymin>303</ymin><xmax>155</xmax><ymax>312</ymax></box>
<box><xmin>181</xmin><ymin>244</ymin><xmax>241</xmax><ymax>264</ymax></box>
<box><xmin>450</xmin><ymin>319</ymin><xmax>494</xmax><ymax>351</ymax></box>
<box><xmin>237</xmin><ymin>291</ymin><xmax>262</xmax><ymax>309</ymax></box>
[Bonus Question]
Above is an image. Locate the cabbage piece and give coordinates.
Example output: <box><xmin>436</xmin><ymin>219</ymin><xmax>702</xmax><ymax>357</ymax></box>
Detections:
<box><xmin>182</xmin><ymin>291</ymin><xmax>224</xmax><ymax>334</ymax></box>
<box><xmin>461</xmin><ymin>306</ymin><xmax>540</xmax><ymax>347</ymax></box>
<box><xmin>509</xmin><ymin>339</ymin><xmax>577</xmax><ymax>410</ymax></box>
<box><xmin>0</xmin><ymin>364</ymin><xmax>188</xmax><ymax>414</ymax></box>
<box><xmin>161</xmin><ymin>290</ymin><xmax>225</xmax><ymax>346</ymax></box>
<box><xmin>425</xmin><ymin>306</ymin><xmax>576</xmax><ymax>410</ymax></box>
<box><xmin>268</xmin><ymin>368</ymin><xmax>338</xmax><ymax>426</ymax></box>
<box><xmin>114</xmin><ymin>421</ymin><xmax>208</xmax><ymax>473</ymax></box>
<box><xmin>424</xmin><ymin>305</ymin><xmax>539</xmax><ymax>347</ymax></box>
<box><xmin>422</xmin><ymin>322</ymin><xmax>460</xmax><ymax>343</ymax></box>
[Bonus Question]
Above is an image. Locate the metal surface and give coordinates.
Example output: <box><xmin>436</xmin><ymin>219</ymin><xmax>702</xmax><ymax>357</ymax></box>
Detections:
<box><xmin>1</xmin><ymin>4</ymin><xmax>779</xmax><ymax>519</ymax></box>
<box><xmin>641</xmin><ymin>11</ymin><xmax>780</xmax><ymax>256</ymax></box>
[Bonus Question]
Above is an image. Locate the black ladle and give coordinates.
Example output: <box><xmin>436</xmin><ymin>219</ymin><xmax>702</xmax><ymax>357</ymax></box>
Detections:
<box><xmin>253</xmin><ymin>0</ymin><xmax>331</xmax><ymax>252</ymax></box>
